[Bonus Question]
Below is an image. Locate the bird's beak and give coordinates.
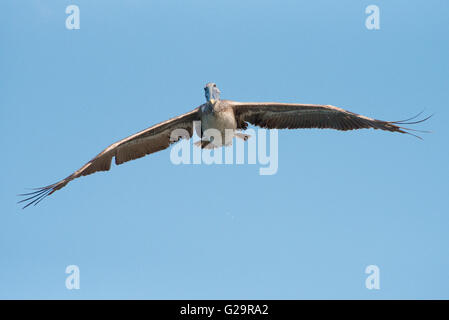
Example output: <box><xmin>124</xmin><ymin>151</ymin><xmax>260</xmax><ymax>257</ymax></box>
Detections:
<box><xmin>209</xmin><ymin>98</ymin><xmax>216</xmax><ymax>104</ymax></box>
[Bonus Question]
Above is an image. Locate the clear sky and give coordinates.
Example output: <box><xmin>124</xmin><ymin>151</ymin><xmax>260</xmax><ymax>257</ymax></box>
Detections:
<box><xmin>1</xmin><ymin>0</ymin><xmax>448</xmax><ymax>299</ymax></box>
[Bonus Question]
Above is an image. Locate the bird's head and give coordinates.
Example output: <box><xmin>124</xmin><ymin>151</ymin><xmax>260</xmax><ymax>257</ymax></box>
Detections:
<box><xmin>204</xmin><ymin>82</ymin><xmax>221</xmax><ymax>103</ymax></box>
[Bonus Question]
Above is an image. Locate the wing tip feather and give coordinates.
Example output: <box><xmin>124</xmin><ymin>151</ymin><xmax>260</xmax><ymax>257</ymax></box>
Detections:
<box><xmin>17</xmin><ymin>184</ymin><xmax>56</xmax><ymax>209</ymax></box>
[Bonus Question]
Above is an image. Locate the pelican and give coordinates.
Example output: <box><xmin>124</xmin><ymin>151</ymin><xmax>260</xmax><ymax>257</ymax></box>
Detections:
<box><xmin>19</xmin><ymin>82</ymin><xmax>430</xmax><ymax>208</ymax></box>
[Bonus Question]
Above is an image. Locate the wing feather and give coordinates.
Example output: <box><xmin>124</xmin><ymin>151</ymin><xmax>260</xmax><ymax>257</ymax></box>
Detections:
<box><xmin>231</xmin><ymin>102</ymin><xmax>430</xmax><ymax>135</ymax></box>
<box><xmin>18</xmin><ymin>108</ymin><xmax>200</xmax><ymax>208</ymax></box>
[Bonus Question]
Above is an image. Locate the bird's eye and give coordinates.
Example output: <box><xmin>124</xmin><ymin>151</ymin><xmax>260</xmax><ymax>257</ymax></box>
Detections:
<box><xmin>213</xmin><ymin>84</ymin><xmax>216</xmax><ymax>87</ymax></box>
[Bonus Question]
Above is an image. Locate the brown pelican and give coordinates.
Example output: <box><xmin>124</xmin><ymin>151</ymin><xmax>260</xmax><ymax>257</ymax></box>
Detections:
<box><xmin>19</xmin><ymin>82</ymin><xmax>430</xmax><ymax>208</ymax></box>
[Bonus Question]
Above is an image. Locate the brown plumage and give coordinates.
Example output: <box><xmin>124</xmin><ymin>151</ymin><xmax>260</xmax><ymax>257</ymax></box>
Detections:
<box><xmin>19</xmin><ymin>83</ymin><xmax>431</xmax><ymax>208</ymax></box>
<box><xmin>19</xmin><ymin>108</ymin><xmax>200</xmax><ymax>208</ymax></box>
<box><xmin>231</xmin><ymin>102</ymin><xmax>429</xmax><ymax>134</ymax></box>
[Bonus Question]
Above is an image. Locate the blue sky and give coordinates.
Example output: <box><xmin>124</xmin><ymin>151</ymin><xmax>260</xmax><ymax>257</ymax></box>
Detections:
<box><xmin>1</xmin><ymin>0</ymin><xmax>448</xmax><ymax>299</ymax></box>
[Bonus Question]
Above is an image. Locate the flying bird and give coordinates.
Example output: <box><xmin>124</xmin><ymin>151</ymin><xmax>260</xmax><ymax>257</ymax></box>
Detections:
<box><xmin>19</xmin><ymin>82</ymin><xmax>430</xmax><ymax>208</ymax></box>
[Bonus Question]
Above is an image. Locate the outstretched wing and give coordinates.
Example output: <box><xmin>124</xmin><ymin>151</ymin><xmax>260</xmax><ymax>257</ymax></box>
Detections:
<box><xmin>231</xmin><ymin>101</ymin><xmax>430</xmax><ymax>136</ymax></box>
<box><xmin>19</xmin><ymin>108</ymin><xmax>200</xmax><ymax>208</ymax></box>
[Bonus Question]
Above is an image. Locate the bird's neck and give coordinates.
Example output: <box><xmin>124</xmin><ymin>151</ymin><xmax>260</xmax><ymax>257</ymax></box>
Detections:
<box><xmin>208</xmin><ymin>98</ymin><xmax>219</xmax><ymax>106</ymax></box>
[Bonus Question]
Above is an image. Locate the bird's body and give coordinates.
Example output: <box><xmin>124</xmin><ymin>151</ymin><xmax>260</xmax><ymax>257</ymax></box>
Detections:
<box><xmin>199</xmin><ymin>99</ymin><xmax>238</xmax><ymax>147</ymax></box>
<box><xmin>19</xmin><ymin>82</ymin><xmax>431</xmax><ymax>208</ymax></box>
